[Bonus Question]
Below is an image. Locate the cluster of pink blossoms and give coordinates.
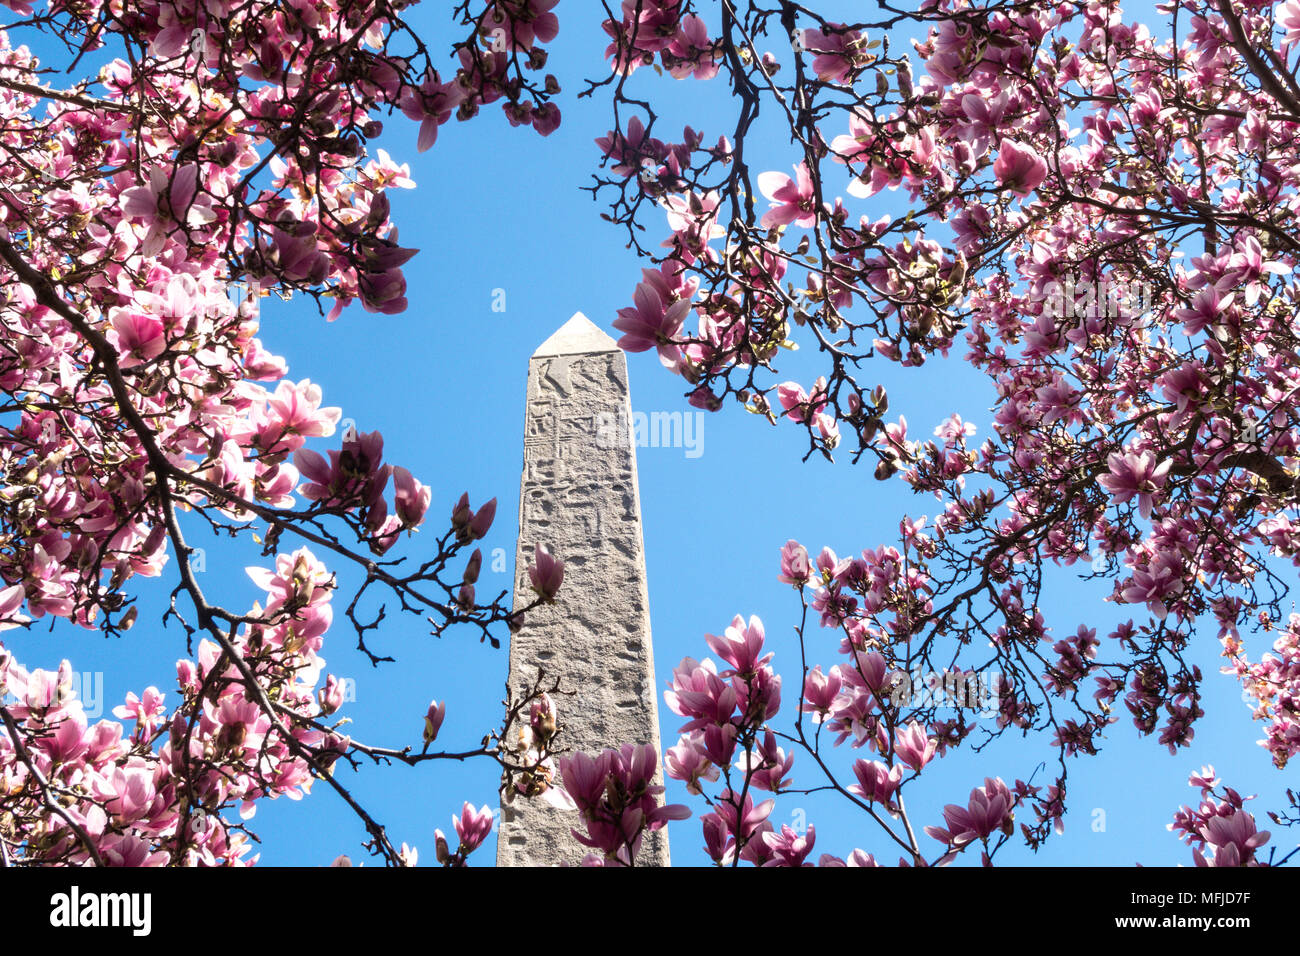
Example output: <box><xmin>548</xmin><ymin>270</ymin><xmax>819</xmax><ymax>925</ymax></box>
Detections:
<box><xmin>661</xmin><ymin>597</ymin><xmax>1029</xmax><ymax>865</ymax></box>
<box><xmin>592</xmin><ymin>1</ymin><xmax>1300</xmax><ymax>861</ymax></box>
<box><xmin>295</xmin><ymin>427</ymin><xmax>438</xmax><ymax>554</ymax></box>
<box><xmin>1169</xmin><ymin>767</ymin><xmax>1273</xmax><ymax>867</ymax></box>
<box><xmin>0</xmin><ymin>549</ymin><xmax>347</xmax><ymax>865</ymax></box>
<box><xmin>602</xmin><ymin>1</ymin><xmax>719</xmax><ymax>79</ymax></box>
<box><xmin>0</xmin><ymin>0</ymin><xmax>578</xmax><ymax>864</ymax></box>
<box><xmin>433</xmin><ymin>802</ymin><xmax>496</xmax><ymax>867</ymax></box>
<box><xmin>548</xmin><ymin>743</ymin><xmax>689</xmax><ymax>866</ymax></box>
<box><xmin>662</xmin><ymin>538</ymin><xmax>1293</xmax><ymax>864</ymax></box>
<box><xmin>1221</xmin><ymin>613</ymin><xmax>1300</xmax><ymax>769</ymax></box>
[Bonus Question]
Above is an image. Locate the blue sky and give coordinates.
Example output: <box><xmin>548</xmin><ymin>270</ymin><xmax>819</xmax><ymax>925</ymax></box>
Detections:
<box><xmin>4</xmin><ymin>2</ymin><xmax>1294</xmax><ymax>867</ymax></box>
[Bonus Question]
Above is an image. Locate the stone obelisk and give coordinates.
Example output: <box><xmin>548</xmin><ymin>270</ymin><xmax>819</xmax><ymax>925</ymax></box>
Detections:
<box><xmin>496</xmin><ymin>312</ymin><xmax>670</xmax><ymax>867</ymax></box>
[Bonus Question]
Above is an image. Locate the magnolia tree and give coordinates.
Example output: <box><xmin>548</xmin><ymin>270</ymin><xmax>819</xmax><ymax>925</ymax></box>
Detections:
<box><xmin>0</xmin><ymin>0</ymin><xmax>582</xmax><ymax>867</ymax></box>
<box><xmin>0</xmin><ymin>0</ymin><xmax>1298</xmax><ymax>869</ymax></box>
<box><xmin>596</xmin><ymin>0</ymin><xmax>1300</xmax><ymax>866</ymax></box>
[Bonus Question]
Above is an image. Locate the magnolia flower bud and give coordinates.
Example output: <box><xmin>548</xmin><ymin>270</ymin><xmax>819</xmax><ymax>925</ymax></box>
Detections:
<box><xmin>952</xmin><ymin>140</ymin><xmax>974</xmax><ymax>174</ymax></box>
<box><xmin>318</xmin><ymin>674</ymin><xmax>345</xmax><ymax>716</ymax></box>
<box><xmin>897</xmin><ymin>58</ymin><xmax>913</xmax><ymax>99</ymax></box>
<box><xmin>143</xmin><ymin>522</ymin><xmax>167</xmax><ymax>555</ymax></box>
<box><xmin>871</xmin><ymin>384</ymin><xmax>888</xmax><ymax>413</ymax></box>
<box><xmin>469</xmin><ymin>498</ymin><xmax>497</xmax><ymax>539</ymax></box>
<box><xmin>530</xmin><ymin>693</ymin><xmax>558</xmax><ymax>748</ymax></box>
<box><xmin>392</xmin><ymin>466</ymin><xmax>431</xmax><ymax>528</ymax></box>
<box><xmin>450</xmin><ymin>492</ymin><xmax>471</xmax><ymax>531</ymax></box>
<box><xmin>423</xmin><ymin>699</ymin><xmax>446</xmax><ymax>745</ymax></box>
<box><xmin>948</xmin><ymin>252</ymin><xmax>967</xmax><ymax>289</ymax></box>
<box><xmin>527</xmin><ymin>544</ymin><xmax>565</xmax><ymax>603</ymax></box>
<box><xmin>463</xmin><ymin>548</ymin><xmax>483</xmax><ymax>584</ymax></box>
<box><xmin>366</xmin><ymin>192</ymin><xmax>390</xmax><ymax>231</ymax></box>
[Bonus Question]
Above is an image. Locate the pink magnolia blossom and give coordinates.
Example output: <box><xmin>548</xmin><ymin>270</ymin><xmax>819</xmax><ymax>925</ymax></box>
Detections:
<box><xmin>603</xmin><ymin>0</ymin><xmax>682</xmax><ymax>73</ymax></box>
<box><xmin>1098</xmin><ymin>449</ymin><xmax>1172</xmax><ymax>519</ymax></box>
<box><xmin>666</xmin><ymin>15</ymin><xmax>719</xmax><ymax>80</ymax></box>
<box><xmin>802</xmin><ymin>24</ymin><xmax>869</xmax><ymax>84</ymax></box>
<box><xmin>1281</xmin><ymin>0</ymin><xmax>1300</xmax><ymax>51</ymax></box>
<box><xmin>527</xmin><ymin>543</ymin><xmax>565</xmax><ymax>602</ymax></box>
<box><xmin>664</xmin><ymin>656</ymin><xmax>735</xmax><ymax>730</ymax></box>
<box><xmin>1195</xmin><ymin>811</ymin><xmax>1270</xmax><ymax>867</ymax></box>
<box><xmin>613</xmin><ymin>275</ymin><xmax>692</xmax><ymax>369</ymax></box>
<box><xmin>453</xmin><ymin>802</ymin><xmax>495</xmax><ymax>853</ymax></box>
<box><xmin>318</xmin><ymin>675</ymin><xmax>345</xmax><ymax>716</ymax></box>
<box><xmin>735</xmin><ymin>730</ymin><xmax>794</xmax><ymax>792</ymax></box>
<box><xmin>531</xmin><ymin>103</ymin><xmax>562</xmax><ymax>136</ymax></box>
<box><xmin>757</xmin><ymin>163</ymin><xmax>819</xmax><ymax>229</ymax></box>
<box><xmin>0</xmin><ymin>583</ymin><xmax>29</xmax><ymax>630</ymax></box>
<box><xmin>1120</xmin><ymin>550</ymin><xmax>1184</xmax><ymax>621</ymax></box>
<box><xmin>119</xmin><ymin>164</ymin><xmax>217</xmax><ymax>246</ymax></box>
<box><xmin>849</xmin><ymin>759</ymin><xmax>903</xmax><ymax>811</ymax></box>
<box><xmin>760</xmin><ymin>823</ymin><xmax>816</xmax><ymax>866</ymax></box>
<box><xmin>665</xmin><ymin>735</ymin><xmax>719</xmax><ymax>794</ymax></box>
<box><xmin>819</xmin><ymin>849</ymin><xmax>880</xmax><ymax>867</ymax></box>
<box><xmin>113</xmin><ymin>687</ymin><xmax>167</xmax><ymax>741</ymax></box>
<box><xmin>700</xmin><ymin>789</ymin><xmax>774</xmax><ymax>865</ymax></box>
<box><xmin>894</xmin><ymin>720</ymin><xmax>938</xmax><ymax>771</ymax></box>
<box><xmin>399</xmin><ymin>72</ymin><xmax>464</xmax><ymax>152</ymax></box>
<box><xmin>522</xmin><ymin>693</ymin><xmax>556</xmax><ymax>751</ymax></box>
<box><xmin>295</xmin><ymin>429</ymin><xmax>388</xmax><ymax>509</ymax></box>
<box><xmin>596</xmin><ymin>115</ymin><xmax>666</xmax><ymax>177</ymax></box>
<box><xmin>1172</xmin><ymin>282</ymin><xmax>1235</xmax><ymax>336</ymax></box>
<box><xmin>256</xmin><ymin>379</ymin><xmax>341</xmax><ymax>456</ymax></box>
<box><xmin>704</xmin><ymin>613</ymin><xmax>772</xmax><ymax>676</ymax></box>
<box><xmin>558</xmin><ymin>744</ymin><xmax>690</xmax><ymax>864</ymax></box>
<box><xmin>779</xmin><ymin>540</ymin><xmax>811</xmax><ymax>586</ymax></box>
<box><xmin>924</xmin><ymin>777</ymin><xmax>1015</xmax><ymax>847</ymax></box>
<box><xmin>423</xmin><ymin>700</ymin><xmax>446</xmax><ymax>745</ymax></box>
<box><xmin>802</xmin><ymin>664</ymin><xmax>842</xmax><ymax>721</ymax></box>
<box><xmin>992</xmin><ymin>139</ymin><xmax>1047</xmax><ymax>196</ymax></box>
<box><xmin>108</xmin><ymin>309</ymin><xmax>166</xmax><ymax>367</ymax></box>
<box><xmin>391</xmin><ymin>466</ymin><xmax>431</xmax><ymax>528</ymax></box>
<box><xmin>487</xmin><ymin>0</ymin><xmax>560</xmax><ymax>51</ymax></box>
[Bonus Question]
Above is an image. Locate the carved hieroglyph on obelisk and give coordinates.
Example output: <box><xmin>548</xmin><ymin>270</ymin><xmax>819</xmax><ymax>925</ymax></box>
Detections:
<box><xmin>496</xmin><ymin>312</ymin><xmax>670</xmax><ymax>867</ymax></box>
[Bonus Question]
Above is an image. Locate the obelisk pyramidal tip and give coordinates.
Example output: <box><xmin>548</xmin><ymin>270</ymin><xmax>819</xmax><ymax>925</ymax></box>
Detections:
<box><xmin>531</xmin><ymin>311</ymin><xmax>618</xmax><ymax>356</ymax></box>
<box><xmin>497</xmin><ymin>313</ymin><xmax>670</xmax><ymax>867</ymax></box>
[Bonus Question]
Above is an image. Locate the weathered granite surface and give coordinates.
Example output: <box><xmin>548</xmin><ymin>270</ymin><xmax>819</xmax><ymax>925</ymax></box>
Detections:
<box><xmin>496</xmin><ymin>313</ymin><xmax>669</xmax><ymax>867</ymax></box>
